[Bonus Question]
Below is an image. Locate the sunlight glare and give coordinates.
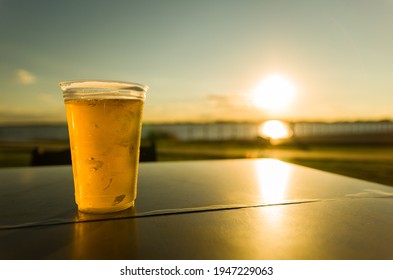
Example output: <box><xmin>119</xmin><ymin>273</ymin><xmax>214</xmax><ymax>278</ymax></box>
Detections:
<box><xmin>259</xmin><ymin>120</ymin><xmax>292</xmax><ymax>140</ymax></box>
<box><xmin>252</xmin><ymin>74</ymin><xmax>296</xmax><ymax>113</ymax></box>
<box><xmin>255</xmin><ymin>159</ymin><xmax>291</xmax><ymax>204</ymax></box>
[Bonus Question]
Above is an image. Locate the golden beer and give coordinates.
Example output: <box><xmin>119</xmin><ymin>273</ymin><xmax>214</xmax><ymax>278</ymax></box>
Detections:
<box><xmin>60</xmin><ymin>80</ymin><xmax>148</xmax><ymax>213</ymax></box>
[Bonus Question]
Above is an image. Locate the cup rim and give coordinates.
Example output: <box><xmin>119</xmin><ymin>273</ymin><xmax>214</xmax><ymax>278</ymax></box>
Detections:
<box><xmin>59</xmin><ymin>79</ymin><xmax>149</xmax><ymax>92</ymax></box>
<box><xmin>59</xmin><ymin>80</ymin><xmax>148</xmax><ymax>101</ymax></box>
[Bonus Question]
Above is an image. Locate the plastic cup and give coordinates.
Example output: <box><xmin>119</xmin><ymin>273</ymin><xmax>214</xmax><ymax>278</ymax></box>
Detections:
<box><xmin>59</xmin><ymin>80</ymin><xmax>148</xmax><ymax>214</ymax></box>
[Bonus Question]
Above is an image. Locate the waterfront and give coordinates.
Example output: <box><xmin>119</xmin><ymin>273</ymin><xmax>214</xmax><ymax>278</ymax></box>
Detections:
<box><xmin>1</xmin><ymin>120</ymin><xmax>393</xmax><ymax>143</ymax></box>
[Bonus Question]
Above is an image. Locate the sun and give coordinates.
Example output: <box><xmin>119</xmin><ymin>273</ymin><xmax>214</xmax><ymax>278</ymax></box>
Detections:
<box><xmin>252</xmin><ymin>74</ymin><xmax>296</xmax><ymax>113</ymax></box>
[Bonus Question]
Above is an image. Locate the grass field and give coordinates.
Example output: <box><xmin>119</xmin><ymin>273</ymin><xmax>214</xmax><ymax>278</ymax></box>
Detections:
<box><xmin>1</xmin><ymin>139</ymin><xmax>393</xmax><ymax>187</ymax></box>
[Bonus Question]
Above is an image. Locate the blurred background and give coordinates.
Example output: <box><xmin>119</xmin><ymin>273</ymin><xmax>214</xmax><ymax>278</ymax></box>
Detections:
<box><xmin>1</xmin><ymin>0</ymin><xmax>393</xmax><ymax>186</ymax></box>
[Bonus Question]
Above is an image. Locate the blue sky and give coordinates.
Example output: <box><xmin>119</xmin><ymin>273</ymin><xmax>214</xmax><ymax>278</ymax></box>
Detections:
<box><xmin>1</xmin><ymin>0</ymin><xmax>392</xmax><ymax>123</ymax></box>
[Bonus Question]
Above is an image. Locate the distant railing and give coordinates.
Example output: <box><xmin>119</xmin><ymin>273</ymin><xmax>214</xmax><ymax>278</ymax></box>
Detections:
<box><xmin>1</xmin><ymin>121</ymin><xmax>393</xmax><ymax>143</ymax></box>
<box><xmin>293</xmin><ymin>121</ymin><xmax>393</xmax><ymax>137</ymax></box>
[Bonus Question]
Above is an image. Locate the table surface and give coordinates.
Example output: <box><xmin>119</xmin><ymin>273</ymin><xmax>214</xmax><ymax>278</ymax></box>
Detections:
<box><xmin>1</xmin><ymin>158</ymin><xmax>393</xmax><ymax>260</ymax></box>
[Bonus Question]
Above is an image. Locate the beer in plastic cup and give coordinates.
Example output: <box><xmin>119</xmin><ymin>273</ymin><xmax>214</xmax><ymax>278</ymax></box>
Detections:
<box><xmin>59</xmin><ymin>80</ymin><xmax>148</xmax><ymax>214</ymax></box>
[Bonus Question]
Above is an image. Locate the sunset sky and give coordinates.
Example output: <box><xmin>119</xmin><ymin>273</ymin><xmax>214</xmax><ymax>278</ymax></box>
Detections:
<box><xmin>1</xmin><ymin>0</ymin><xmax>392</xmax><ymax>124</ymax></box>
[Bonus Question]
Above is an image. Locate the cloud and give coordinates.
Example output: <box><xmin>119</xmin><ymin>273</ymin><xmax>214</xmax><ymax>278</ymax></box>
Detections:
<box><xmin>16</xmin><ymin>69</ymin><xmax>37</xmax><ymax>85</ymax></box>
<box><xmin>206</xmin><ymin>94</ymin><xmax>236</xmax><ymax>110</ymax></box>
<box><xmin>205</xmin><ymin>93</ymin><xmax>252</xmax><ymax>110</ymax></box>
<box><xmin>204</xmin><ymin>93</ymin><xmax>267</xmax><ymax>121</ymax></box>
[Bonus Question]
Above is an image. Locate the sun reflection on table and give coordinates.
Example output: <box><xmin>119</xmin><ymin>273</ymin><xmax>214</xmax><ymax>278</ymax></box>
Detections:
<box><xmin>255</xmin><ymin>159</ymin><xmax>292</xmax><ymax>204</ymax></box>
<box><xmin>253</xmin><ymin>159</ymin><xmax>293</xmax><ymax>233</ymax></box>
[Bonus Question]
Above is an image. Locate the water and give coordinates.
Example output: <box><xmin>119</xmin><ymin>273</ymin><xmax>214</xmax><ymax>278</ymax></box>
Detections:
<box><xmin>1</xmin><ymin>121</ymin><xmax>393</xmax><ymax>142</ymax></box>
<box><xmin>0</xmin><ymin>124</ymin><xmax>69</xmax><ymax>142</ymax></box>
